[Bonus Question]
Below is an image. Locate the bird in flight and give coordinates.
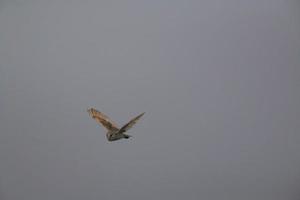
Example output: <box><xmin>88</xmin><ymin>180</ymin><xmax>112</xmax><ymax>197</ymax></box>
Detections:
<box><xmin>87</xmin><ymin>108</ymin><xmax>145</xmax><ymax>141</ymax></box>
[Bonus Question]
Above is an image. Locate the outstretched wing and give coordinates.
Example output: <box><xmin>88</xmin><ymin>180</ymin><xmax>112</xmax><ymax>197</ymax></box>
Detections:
<box><xmin>119</xmin><ymin>112</ymin><xmax>145</xmax><ymax>133</ymax></box>
<box><xmin>87</xmin><ymin>108</ymin><xmax>119</xmax><ymax>131</ymax></box>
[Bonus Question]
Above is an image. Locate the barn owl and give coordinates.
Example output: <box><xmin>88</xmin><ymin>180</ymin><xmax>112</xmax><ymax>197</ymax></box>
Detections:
<box><xmin>87</xmin><ymin>108</ymin><xmax>145</xmax><ymax>141</ymax></box>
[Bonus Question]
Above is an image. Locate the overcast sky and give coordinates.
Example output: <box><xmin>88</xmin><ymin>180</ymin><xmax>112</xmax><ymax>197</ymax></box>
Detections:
<box><xmin>0</xmin><ymin>0</ymin><xmax>300</xmax><ymax>200</ymax></box>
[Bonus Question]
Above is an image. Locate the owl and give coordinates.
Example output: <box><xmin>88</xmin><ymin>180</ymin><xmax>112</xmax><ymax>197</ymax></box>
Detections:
<box><xmin>87</xmin><ymin>108</ymin><xmax>144</xmax><ymax>141</ymax></box>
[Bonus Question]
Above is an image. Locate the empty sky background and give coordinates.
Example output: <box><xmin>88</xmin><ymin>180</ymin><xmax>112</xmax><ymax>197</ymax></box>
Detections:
<box><xmin>0</xmin><ymin>0</ymin><xmax>300</xmax><ymax>200</ymax></box>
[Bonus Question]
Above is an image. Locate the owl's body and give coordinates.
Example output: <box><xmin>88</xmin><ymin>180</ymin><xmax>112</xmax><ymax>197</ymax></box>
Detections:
<box><xmin>106</xmin><ymin>130</ymin><xmax>131</xmax><ymax>141</ymax></box>
<box><xmin>87</xmin><ymin>108</ymin><xmax>144</xmax><ymax>142</ymax></box>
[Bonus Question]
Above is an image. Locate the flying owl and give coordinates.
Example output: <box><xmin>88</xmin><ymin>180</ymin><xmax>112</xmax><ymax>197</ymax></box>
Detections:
<box><xmin>87</xmin><ymin>108</ymin><xmax>145</xmax><ymax>141</ymax></box>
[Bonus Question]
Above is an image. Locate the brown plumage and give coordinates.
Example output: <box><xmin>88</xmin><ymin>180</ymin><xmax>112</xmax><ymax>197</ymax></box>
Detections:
<box><xmin>87</xmin><ymin>108</ymin><xmax>145</xmax><ymax>141</ymax></box>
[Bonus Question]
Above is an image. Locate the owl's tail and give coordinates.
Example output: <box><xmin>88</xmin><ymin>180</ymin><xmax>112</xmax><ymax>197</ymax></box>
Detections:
<box><xmin>123</xmin><ymin>134</ymin><xmax>132</xmax><ymax>139</ymax></box>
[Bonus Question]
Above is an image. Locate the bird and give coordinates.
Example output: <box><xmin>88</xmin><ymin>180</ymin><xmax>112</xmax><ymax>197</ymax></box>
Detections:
<box><xmin>87</xmin><ymin>108</ymin><xmax>145</xmax><ymax>141</ymax></box>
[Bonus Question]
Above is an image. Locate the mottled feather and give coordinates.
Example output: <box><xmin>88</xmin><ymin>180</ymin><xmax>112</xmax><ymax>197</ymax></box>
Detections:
<box><xmin>119</xmin><ymin>112</ymin><xmax>145</xmax><ymax>133</ymax></box>
<box><xmin>87</xmin><ymin>108</ymin><xmax>119</xmax><ymax>131</ymax></box>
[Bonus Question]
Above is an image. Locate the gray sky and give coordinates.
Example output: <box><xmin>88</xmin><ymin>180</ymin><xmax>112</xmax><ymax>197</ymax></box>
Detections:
<box><xmin>0</xmin><ymin>0</ymin><xmax>300</xmax><ymax>200</ymax></box>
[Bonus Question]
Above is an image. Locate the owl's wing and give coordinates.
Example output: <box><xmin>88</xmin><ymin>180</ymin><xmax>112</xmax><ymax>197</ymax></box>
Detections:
<box><xmin>119</xmin><ymin>112</ymin><xmax>145</xmax><ymax>133</ymax></box>
<box><xmin>87</xmin><ymin>108</ymin><xmax>119</xmax><ymax>131</ymax></box>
